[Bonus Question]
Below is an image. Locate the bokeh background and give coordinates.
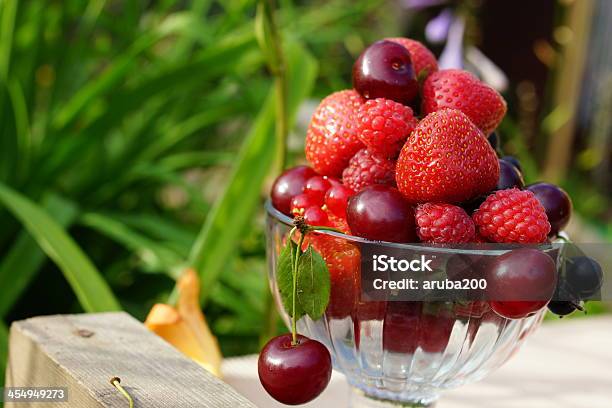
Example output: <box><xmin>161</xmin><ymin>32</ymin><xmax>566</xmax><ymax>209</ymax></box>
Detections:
<box><xmin>0</xmin><ymin>0</ymin><xmax>610</xmax><ymax>387</ymax></box>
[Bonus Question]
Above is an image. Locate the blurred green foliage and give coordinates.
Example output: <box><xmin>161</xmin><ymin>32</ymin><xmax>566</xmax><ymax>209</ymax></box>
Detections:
<box><xmin>0</xmin><ymin>0</ymin><xmax>397</xmax><ymax>370</ymax></box>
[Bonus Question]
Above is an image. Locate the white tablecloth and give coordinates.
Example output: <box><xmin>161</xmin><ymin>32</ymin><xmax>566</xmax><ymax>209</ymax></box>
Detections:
<box><xmin>223</xmin><ymin>316</ymin><xmax>612</xmax><ymax>407</ymax></box>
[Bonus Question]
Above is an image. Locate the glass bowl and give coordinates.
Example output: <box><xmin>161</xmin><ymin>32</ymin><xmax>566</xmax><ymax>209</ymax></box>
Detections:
<box><xmin>265</xmin><ymin>201</ymin><xmax>552</xmax><ymax>407</ymax></box>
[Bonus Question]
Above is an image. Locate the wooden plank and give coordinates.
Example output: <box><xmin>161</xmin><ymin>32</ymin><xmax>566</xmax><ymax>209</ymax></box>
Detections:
<box><xmin>4</xmin><ymin>312</ymin><xmax>256</xmax><ymax>408</ymax></box>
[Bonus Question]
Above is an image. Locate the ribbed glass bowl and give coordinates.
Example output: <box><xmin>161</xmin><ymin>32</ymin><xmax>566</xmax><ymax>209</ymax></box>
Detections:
<box><xmin>265</xmin><ymin>201</ymin><xmax>550</xmax><ymax>407</ymax></box>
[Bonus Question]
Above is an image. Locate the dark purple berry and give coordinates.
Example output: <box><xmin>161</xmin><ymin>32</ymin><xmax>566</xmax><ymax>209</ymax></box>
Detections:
<box><xmin>497</xmin><ymin>159</ymin><xmax>525</xmax><ymax>190</ymax></box>
<box><xmin>526</xmin><ymin>182</ymin><xmax>572</xmax><ymax>236</ymax></box>
<box><xmin>501</xmin><ymin>156</ymin><xmax>522</xmax><ymax>172</ymax></box>
<box><xmin>352</xmin><ymin>40</ymin><xmax>418</xmax><ymax>105</ymax></box>
<box><xmin>488</xmin><ymin>132</ymin><xmax>500</xmax><ymax>150</ymax></box>
<box><xmin>258</xmin><ymin>334</ymin><xmax>332</xmax><ymax>405</ymax></box>
<box><xmin>547</xmin><ymin>301</ymin><xmax>577</xmax><ymax>317</ymax></box>
<box><xmin>565</xmin><ymin>256</ymin><xmax>603</xmax><ymax>300</ymax></box>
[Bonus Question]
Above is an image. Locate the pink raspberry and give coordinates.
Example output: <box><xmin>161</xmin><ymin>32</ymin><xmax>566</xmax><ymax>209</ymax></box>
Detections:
<box><xmin>357</xmin><ymin>98</ymin><xmax>418</xmax><ymax>158</ymax></box>
<box><xmin>415</xmin><ymin>203</ymin><xmax>476</xmax><ymax>243</ymax></box>
<box><xmin>342</xmin><ymin>149</ymin><xmax>396</xmax><ymax>193</ymax></box>
<box><xmin>473</xmin><ymin>188</ymin><xmax>551</xmax><ymax>243</ymax></box>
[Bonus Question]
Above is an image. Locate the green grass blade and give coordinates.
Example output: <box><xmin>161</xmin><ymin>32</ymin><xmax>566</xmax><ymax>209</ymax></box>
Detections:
<box><xmin>0</xmin><ymin>320</ymin><xmax>7</xmax><ymax>387</ymax></box>
<box><xmin>188</xmin><ymin>42</ymin><xmax>318</xmax><ymax>303</ymax></box>
<box><xmin>0</xmin><ymin>183</ymin><xmax>121</xmax><ymax>312</ymax></box>
<box><xmin>0</xmin><ymin>0</ymin><xmax>17</xmax><ymax>80</ymax></box>
<box><xmin>0</xmin><ymin>194</ymin><xmax>77</xmax><ymax>318</ymax></box>
<box><xmin>79</xmin><ymin>212</ymin><xmax>184</xmax><ymax>277</ymax></box>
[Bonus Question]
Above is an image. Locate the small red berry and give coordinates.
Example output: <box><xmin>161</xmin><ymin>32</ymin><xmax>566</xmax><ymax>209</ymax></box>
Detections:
<box><xmin>415</xmin><ymin>203</ymin><xmax>476</xmax><ymax>243</ymax></box>
<box><xmin>303</xmin><ymin>206</ymin><xmax>331</xmax><ymax>227</ymax></box>
<box><xmin>290</xmin><ymin>193</ymin><xmax>320</xmax><ymax>217</ymax></box>
<box><xmin>342</xmin><ymin>148</ymin><xmax>396</xmax><ymax>193</ymax></box>
<box><xmin>258</xmin><ymin>334</ymin><xmax>332</xmax><ymax>405</ymax></box>
<box><xmin>324</xmin><ymin>184</ymin><xmax>355</xmax><ymax>219</ymax></box>
<box><xmin>304</xmin><ymin>176</ymin><xmax>332</xmax><ymax>203</ymax></box>
<box><xmin>356</xmin><ymin>98</ymin><xmax>418</xmax><ymax>158</ymax></box>
<box><xmin>473</xmin><ymin>188</ymin><xmax>551</xmax><ymax>244</ymax></box>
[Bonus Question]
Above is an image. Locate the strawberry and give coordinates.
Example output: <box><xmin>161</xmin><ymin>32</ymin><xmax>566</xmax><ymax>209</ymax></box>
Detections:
<box><xmin>396</xmin><ymin>109</ymin><xmax>499</xmax><ymax>204</ymax></box>
<box><xmin>305</xmin><ymin>90</ymin><xmax>365</xmax><ymax>176</ymax></box>
<box><xmin>386</xmin><ymin>37</ymin><xmax>438</xmax><ymax>79</ymax></box>
<box><xmin>422</xmin><ymin>69</ymin><xmax>507</xmax><ymax>136</ymax></box>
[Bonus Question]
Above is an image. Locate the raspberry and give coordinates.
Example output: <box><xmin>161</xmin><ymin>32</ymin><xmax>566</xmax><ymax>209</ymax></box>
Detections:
<box><xmin>342</xmin><ymin>149</ymin><xmax>396</xmax><ymax>192</ymax></box>
<box><xmin>415</xmin><ymin>203</ymin><xmax>476</xmax><ymax>243</ymax></box>
<box><xmin>473</xmin><ymin>188</ymin><xmax>551</xmax><ymax>243</ymax></box>
<box><xmin>357</xmin><ymin>98</ymin><xmax>418</xmax><ymax>158</ymax></box>
<box><xmin>305</xmin><ymin>90</ymin><xmax>365</xmax><ymax>176</ymax></box>
<box><xmin>386</xmin><ymin>37</ymin><xmax>438</xmax><ymax>79</ymax></box>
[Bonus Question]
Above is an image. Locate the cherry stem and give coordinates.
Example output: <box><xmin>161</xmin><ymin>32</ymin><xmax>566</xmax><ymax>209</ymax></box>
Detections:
<box><xmin>110</xmin><ymin>377</ymin><xmax>134</xmax><ymax>408</ymax></box>
<box><xmin>290</xmin><ymin>227</ymin><xmax>306</xmax><ymax>346</ymax></box>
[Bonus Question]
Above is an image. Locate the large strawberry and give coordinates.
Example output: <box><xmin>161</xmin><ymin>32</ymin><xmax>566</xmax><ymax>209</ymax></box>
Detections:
<box><xmin>386</xmin><ymin>37</ymin><xmax>438</xmax><ymax>79</ymax></box>
<box><xmin>422</xmin><ymin>69</ymin><xmax>506</xmax><ymax>136</ymax></box>
<box><xmin>396</xmin><ymin>109</ymin><xmax>499</xmax><ymax>204</ymax></box>
<box><xmin>305</xmin><ymin>90</ymin><xmax>365</xmax><ymax>176</ymax></box>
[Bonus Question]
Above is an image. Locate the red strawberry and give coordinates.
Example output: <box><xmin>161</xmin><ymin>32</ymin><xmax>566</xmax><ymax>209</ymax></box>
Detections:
<box><xmin>396</xmin><ymin>109</ymin><xmax>499</xmax><ymax>204</ymax></box>
<box><xmin>386</xmin><ymin>37</ymin><xmax>438</xmax><ymax>79</ymax></box>
<box><xmin>305</xmin><ymin>90</ymin><xmax>365</xmax><ymax>176</ymax></box>
<box><xmin>415</xmin><ymin>203</ymin><xmax>476</xmax><ymax>243</ymax></box>
<box><xmin>473</xmin><ymin>188</ymin><xmax>551</xmax><ymax>243</ymax></box>
<box><xmin>422</xmin><ymin>69</ymin><xmax>507</xmax><ymax>135</ymax></box>
<box><xmin>342</xmin><ymin>148</ymin><xmax>396</xmax><ymax>192</ymax></box>
<box><xmin>356</xmin><ymin>98</ymin><xmax>418</xmax><ymax>158</ymax></box>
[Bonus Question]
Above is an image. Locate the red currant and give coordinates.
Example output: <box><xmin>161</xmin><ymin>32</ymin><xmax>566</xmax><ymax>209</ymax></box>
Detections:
<box><xmin>290</xmin><ymin>193</ymin><xmax>320</xmax><ymax>217</ymax></box>
<box><xmin>271</xmin><ymin>166</ymin><xmax>317</xmax><ymax>215</ymax></box>
<box><xmin>303</xmin><ymin>206</ymin><xmax>331</xmax><ymax>227</ymax></box>
<box><xmin>304</xmin><ymin>176</ymin><xmax>332</xmax><ymax>203</ymax></box>
<box><xmin>324</xmin><ymin>184</ymin><xmax>355</xmax><ymax>219</ymax></box>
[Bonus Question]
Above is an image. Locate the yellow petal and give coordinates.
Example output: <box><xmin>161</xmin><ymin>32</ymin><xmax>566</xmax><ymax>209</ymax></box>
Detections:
<box><xmin>145</xmin><ymin>269</ymin><xmax>222</xmax><ymax>377</ymax></box>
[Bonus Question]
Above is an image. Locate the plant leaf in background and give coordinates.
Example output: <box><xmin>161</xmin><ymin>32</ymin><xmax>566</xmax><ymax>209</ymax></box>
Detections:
<box><xmin>0</xmin><ymin>320</ymin><xmax>7</xmax><ymax>386</ymax></box>
<box><xmin>0</xmin><ymin>183</ymin><xmax>120</xmax><ymax>312</ymax></box>
<box><xmin>0</xmin><ymin>194</ymin><xmax>77</xmax><ymax>318</ymax></box>
<box><xmin>297</xmin><ymin>245</ymin><xmax>330</xmax><ymax>320</ymax></box>
<box><xmin>189</xmin><ymin>42</ymin><xmax>318</xmax><ymax>304</ymax></box>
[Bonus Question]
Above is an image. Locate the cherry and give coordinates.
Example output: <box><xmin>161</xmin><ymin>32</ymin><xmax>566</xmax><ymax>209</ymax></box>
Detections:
<box><xmin>324</xmin><ymin>184</ymin><xmax>355</xmax><ymax>218</ymax></box>
<box><xmin>497</xmin><ymin>159</ymin><xmax>524</xmax><ymax>190</ymax></box>
<box><xmin>271</xmin><ymin>166</ymin><xmax>317</xmax><ymax>215</ymax></box>
<box><xmin>258</xmin><ymin>334</ymin><xmax>332</xmax><ymax>405</ymax></box>
<box><xmin>526</xmin><ymin>182</ymin><xmax>572</xmax><ymax>236</ymax></box>
<box><xmin>304</xmin><ymin>176</ymin><xmax>332</xmax><ymax>203</ymax></box>
<box><xmin>290</xmin><ymin>193</ymin><xmax>320</xmax><ymax>217</ymax></box>
<box><xmin>547</xmin><ymin>300</ymin><xmax>578</xmax><ymax>317</ymax></box>
<box><xmin>420</xmin><ymin>307</ymin><xmax>454</xmax><ymax>353</ymax></box>
<box><xmin>565</xmin><ymin>256</ymin><xmax>603</xmax><ymax>300</ymax></box>
<box><xmin>486</xmin><ymin>248</ymin><xmax>557</xmax><ymax>319</ymax></box>
<box><xmin>346</xmin><ymin>185</ymin><xmax>417</xmax><ymax>243</ymax></box>
<box><xmin>383</xmin><ymin>302</ymin><xmax>421</xmax><ymax>353</ymax></box>
<box><xmin>501</xmin><ymin>156</ymin><xmax>522</xmax><ymax>172</ymax></box>
<box><xmin>352</xmin><ymin>40</ymin><xmax>418</xmax><ymax>105</ymax></box>
<box><xmin>303</xmin><ymin>206</ymin><xmax>331</xmax><ymax>227</ymax></box>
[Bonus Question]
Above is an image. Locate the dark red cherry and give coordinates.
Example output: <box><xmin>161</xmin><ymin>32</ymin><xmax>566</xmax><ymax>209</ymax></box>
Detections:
<box><xmin>486</xmin><ymin>248</ymin><xmax>557</xmax><ymax>319</ymax></box>
<box><xmin>352</xmin><ymin>40</ymin><xmax>418</xmax><ymax>105</ymax></box>
<box><xmin>346</xmin><ymin>185</ymin><xmax>417</xmax><ymax>243</ymax></box>
<box><xmin>526</xmin><ymin>182</ymin><xmax>572</xmax><ymax>236</ymax></box>
<box><xmin>271</xmin><ymin>166</ymin><xmax>317</xmax><ymax>215</ymax></box>
<box><xmin>497</xmin><ymin>159</ymin><xmax>524</xmax><ymax>190</ymax></box>
<box><xmin>325</xmin><ymin>184</ymin><xmax>355</xmax><ymax>218</ymax></box>
<box><xmin>258</xmin><ymin>334</ymin><xmax>332</xmax><ymax>405</ymax></box>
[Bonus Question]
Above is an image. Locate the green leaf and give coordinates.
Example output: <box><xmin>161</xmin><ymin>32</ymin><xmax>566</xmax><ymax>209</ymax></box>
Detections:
<box><xmin>297</xmin><ymin>245</ymin><xmax>330</xmax><ymax>320</ymax></box>
<box><xmin>276</xmin><ymin>239</ymin><xmax>303</xmax><ymax>319</ymax></box>
<box><xmin>0</xmin><ymin>194</ymin><xmax>78</xmax><ymax>318</ymax></box>
<box><xmin>188</xmin><ymin>42</ymin><xmax>318</xmax><ymax>304</ymax></box>
<box><xmin>0</xmin><ymin>320</ymin><xmax>7</xmax><ymax>386</ymax></box>
<box><xmin>0</xmin><ymin>183</ymin><xmax>121</xmax><ymax>312</ymax></box>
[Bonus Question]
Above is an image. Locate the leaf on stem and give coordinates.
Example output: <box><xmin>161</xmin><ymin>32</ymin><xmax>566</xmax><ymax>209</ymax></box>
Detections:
<box><xmin>297</xmin><ymin>245</ymin><xmax>330</xmax><ymax>320</ymax></box>
<box><xmin>276</xmin><ymin>239</ymin><xmax>303</xmax><ymax>320</ymax></box>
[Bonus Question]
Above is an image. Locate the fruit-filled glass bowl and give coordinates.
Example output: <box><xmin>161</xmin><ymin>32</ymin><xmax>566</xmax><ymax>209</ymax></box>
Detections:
<box><xmin>265</xmin><ymin>200</ymin><xmax>554</xmax><ymax>408</ymax></box>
